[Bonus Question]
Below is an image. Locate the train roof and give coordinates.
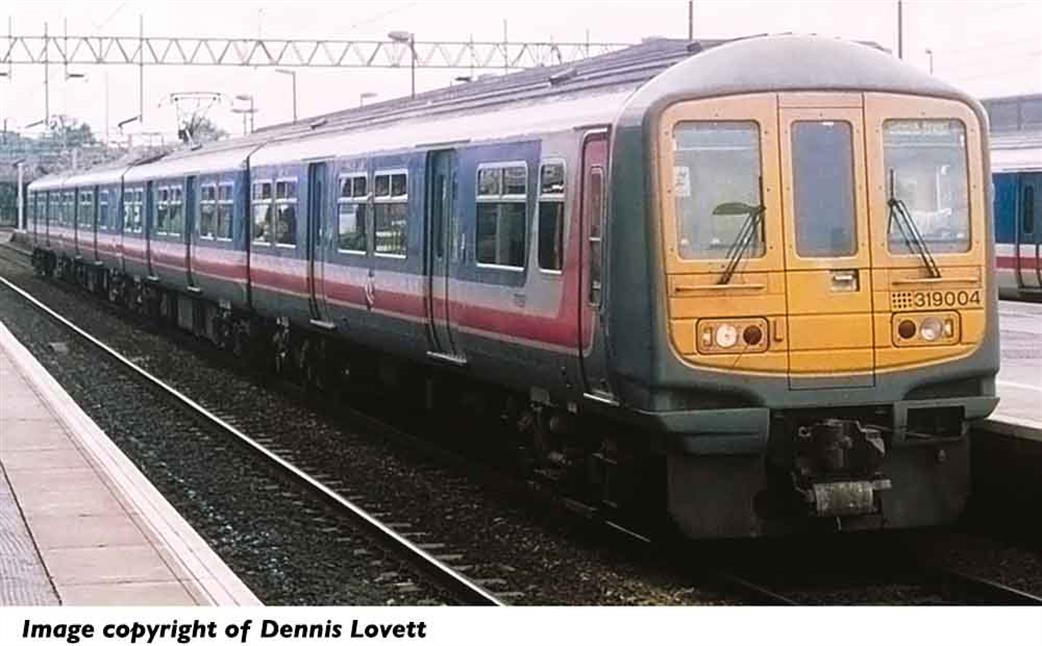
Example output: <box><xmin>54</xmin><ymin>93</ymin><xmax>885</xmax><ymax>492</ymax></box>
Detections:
<box><xmin>119</xmin><ymin>37</ymin><xmax>718</xmax><ymax>176</ymax></box>
<box><xmin>28</xmin><ymin>172</ymin><xmax>75</xmax><ymax>191</ymax></box>
<box><xmin>122</xmin><ymin>144</ymin><xmax>262</xmax><ymax>183</ymax></box>
<box><xmin>991</xmin><ymin>146</ymin><xmax>1042</xmax><ymax>173</ymax></box>
<box><xmin>619</xmin><ymin>34</ymin><xmax>979</xmax><ymax>125</ymax></box>
<box><xmin>40</xmin><ymin>34</ymin><xmax>982</xmax><ymax>189</ymax></box>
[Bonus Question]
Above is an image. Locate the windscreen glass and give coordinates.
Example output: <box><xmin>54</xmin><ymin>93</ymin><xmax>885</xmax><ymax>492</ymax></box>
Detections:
<box><xmin>884</xmin><ymin>119</ymin><xmax>970</xmax><ymax>254</ymax></box>
<box><xmin>672</xmin><ymin>121</ymin><xmax>763</xmax><ymax>260</ymax></box>
<box><xmin>792</xmin><ymin>120</ymin><xmax>857</xmax><ymax>257</ymax></box>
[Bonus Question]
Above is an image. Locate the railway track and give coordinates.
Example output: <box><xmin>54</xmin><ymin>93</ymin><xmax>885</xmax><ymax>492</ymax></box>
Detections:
<box><xmin>704</xmin><ymin>555</ymin><xmax>1042</xmax><ymax>605</ymax></box>
<box><xmin>0</xmin><ymin>274</ymin><xmax>502</xmax><ymax>607</ymax></box>
<box><xmin>0</xmin><ymin>245</ymin><xmax>725</xmax><ymax>605</ymax></box>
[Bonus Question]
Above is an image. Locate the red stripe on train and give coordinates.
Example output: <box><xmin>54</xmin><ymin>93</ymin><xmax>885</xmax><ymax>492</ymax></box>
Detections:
<box><xmin>997</xmin><ymin>255</ymin><xmax>1040</xmax><ymax>270</ymax></box>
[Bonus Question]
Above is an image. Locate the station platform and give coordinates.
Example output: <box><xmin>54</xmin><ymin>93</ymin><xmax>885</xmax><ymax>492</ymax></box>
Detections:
<box><xmin>983</xmin><ymin>300</ymin><xmax>1042</xmax><ymax>440</ymax></box>
<box><xmin>0</xmin><ymin>323</ymin><xmax>260</xmax><ymax>606</ymax></box>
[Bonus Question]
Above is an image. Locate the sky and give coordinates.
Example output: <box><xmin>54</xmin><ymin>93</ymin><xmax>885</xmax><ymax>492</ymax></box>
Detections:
<box><xmin>1</xmin><ymin>0</ymin><xmax>1040</xmax><ymax>145</ymax></box>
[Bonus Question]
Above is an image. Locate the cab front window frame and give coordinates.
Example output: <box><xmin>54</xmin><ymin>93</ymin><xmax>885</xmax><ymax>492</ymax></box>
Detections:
<box><xmin>670</xmin><ymin>119</ymin><xmax>765</xmax><ymax>262</ymax></box>
<box><xmin>882</xmin><ymin>117</ymin><xmax>971</xmax><ymax>255</ymax></box>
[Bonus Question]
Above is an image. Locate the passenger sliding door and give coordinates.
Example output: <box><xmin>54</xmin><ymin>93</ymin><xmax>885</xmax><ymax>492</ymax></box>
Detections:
<box><xmin>424</xmin><ymin>149</ymin><xmax>464</xmax><ymax>363</ymax></box>
<box><xmin>1016</xmin><ymin>173</ymin><xmax>1042</xmax><ymax>290</ymax></box>
<box><xmin>779</xmin><ymin>95</ymin><xmax>874</xmax><ymax>389</ymax></box>
<box><xmin>185</xmin><ymin>175</ymin><xmax>199</xmax><ymax>291</ymax></box>
<box><xmin>306</xmin><ymin>161</ymin><xmax>333</xmax><ymax>327</ymax></box>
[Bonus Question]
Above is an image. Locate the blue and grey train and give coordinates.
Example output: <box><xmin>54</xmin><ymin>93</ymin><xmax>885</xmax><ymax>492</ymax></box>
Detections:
<box><xmin>992</xmin><ymin>153</ymin><xmax>1042</xmax><ymax>298</ymax></box>
<box><xmin>26</xmin><ymin>36</ymin><xmax>1000</xmax><ymax>538</ymax></box>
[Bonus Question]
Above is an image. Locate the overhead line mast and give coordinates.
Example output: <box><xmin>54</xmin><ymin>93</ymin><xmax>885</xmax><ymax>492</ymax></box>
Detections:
<box><xmin>0</xmin><ymin>31</ymin><xmax>631</xmax><ymax>69</ymax></box>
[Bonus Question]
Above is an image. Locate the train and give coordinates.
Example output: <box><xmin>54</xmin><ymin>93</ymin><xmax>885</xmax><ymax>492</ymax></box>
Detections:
<box><xmin>992</xmin><ymin>152</ymin><xmax>1041</xmax><ymax>299</ymax></box>
<box><xmin>25</xmin><ymin>35</ymin><xmax>999</xmax><ymax>538</ymax></box>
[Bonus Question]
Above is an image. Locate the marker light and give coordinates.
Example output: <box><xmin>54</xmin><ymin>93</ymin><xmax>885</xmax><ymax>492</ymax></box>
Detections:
<box><xmin>920</xmin><ymin>317</ymin><xmax>943</xmax><ymax>342</ymax></box>
<box><xmin>715</xmin><ymin>324</ymin><xmax>738</xmax><ymax>348</ymax></box>
<box><xmin>898</xmin><ymin>320</ymin><xmax>917</xmax><ymax>339</ymax></box>
<box><xmin>742</xmin><ymin>324</ymin><xmax>763</xmax><ymax>346</ymax></box>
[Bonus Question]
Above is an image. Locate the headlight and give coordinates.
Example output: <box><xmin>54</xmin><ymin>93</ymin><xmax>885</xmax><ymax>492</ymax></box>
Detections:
<box><xmin>892</xmin><ymin>311</ymin><xmax>960</xmax><ymax>347</ymax></box>
<box><xmin>919</xmin><ymin>317</ymin><xmax>943</xmax><ymax>342</ymax></box>
<box><xmin>714</xmin><ymin>324</ymin><xmax>738</xmax><ymax>348</ymax></box>
<box><xmin>697</xmin><ymin>318</ymin><xmax>769</xmax><ymax>354</ymax></box>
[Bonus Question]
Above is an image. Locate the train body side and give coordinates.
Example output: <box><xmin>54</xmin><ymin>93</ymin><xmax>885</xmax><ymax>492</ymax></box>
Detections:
<box><xmin>993</xmin><ymin>170</ymin><xmax>1042</xmax><ymax>298</ymax></box>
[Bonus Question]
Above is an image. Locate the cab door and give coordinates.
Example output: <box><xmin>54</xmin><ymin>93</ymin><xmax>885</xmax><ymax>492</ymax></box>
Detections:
<box><xmin>779</xmin><ymin>95</ymin><xmax>874</xmax><ymax>389</ymax></box>
<box><xmin>578</xmin><ymin>129</ymin><xmax>614</xmax><ymax>400</ymax></box>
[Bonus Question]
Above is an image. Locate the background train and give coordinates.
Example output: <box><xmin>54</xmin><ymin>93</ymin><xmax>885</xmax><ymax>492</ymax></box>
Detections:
<box><xmin>25</xmin><ymin>35</ymin><xmax>999</xmax><ymax>538</ymax></box>
<box><xmin>983</xmin><ymin>93</ymin><xmax>1041</xmax><ymax>299</ymax></box>
<box><xmin>991</xmin><ymin>165</ymin><xmax>1041</xmax><ymax>299</ymax></box>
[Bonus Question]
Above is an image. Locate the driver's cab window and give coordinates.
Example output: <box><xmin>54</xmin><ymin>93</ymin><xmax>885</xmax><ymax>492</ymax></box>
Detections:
<box><xmin>672</xmin><ymin>121</ymin><xmax>763</xmax><ymax>260</ymax></box>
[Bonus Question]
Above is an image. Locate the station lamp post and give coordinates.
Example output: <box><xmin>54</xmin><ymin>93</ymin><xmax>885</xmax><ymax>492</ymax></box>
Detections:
<box><xmin>232</xmin><ymin>94</ymin><xmax>257</xmax><ymax>134</ymax></box>
<box><xmin>275</xmin><ymin>69</ymin><xmax>297</xmax><ymax>122</ymax></box>
<box><xmin>12</xmin><ymin>159</ymin><xmax>26</xmax><ymax>230</ymax></box>
<box><xmin>925</xmin><ymin>48</ymin><xmax>934</xmax><ymax>75</ymax></box>
<box><xmin>387</xmin><ymin>30</ymin><xmax>416</xmax><ymax>98</ymax></box>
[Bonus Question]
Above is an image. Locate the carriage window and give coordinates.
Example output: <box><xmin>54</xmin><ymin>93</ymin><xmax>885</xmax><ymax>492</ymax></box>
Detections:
<box><xmin>252</xmin><ymin>181</ymin><xmax>272</xmax><ymax>243</ymax></box>
<box><xmin>156</xmin><ymin>187</ymin><xmax>170</xmax><ymax>234</ymax></box>
<box><xmin>1021</xmin><ymin>186</ymin><xmax>1034</xmax><ymax>236</ymax></box>
<box><xmin>478</xmin><ymin>167</ymin><xmax>502</xmax><ymax>196</ymax></box>
<box><xmin>587</xmin><ymin>166</ymin><xmax>605</xmax><ymax>304</ymax></box>
<box><xmin>538</xmin><ymin>161</ymin><xmax>565</xmax><ymax>272</ymax></box>
<box><xmin>274</xmin><ymin>179</ymin><xmax>297</xmax><ymax>246</ymax></box>
<box><xmin>99</xmin><ymin>191</ymin><xmax>109</xmax><ymax>230</ymax></box>
<box><xmin>374</xmin><ymin>174</ymin><xmax>391</xmax><ymax>198</ymax></box>
<box><xmin>78</xmin><ymin>191</ymin><xmax>93</xmax><ymax>230</ymax></box>
<box><xmin>884</xmin><ymin>119</ymin><xmax>970</xmax><ymax>254</ymax></box>
<box><xmin>199</xmin><ymin>184</ymin><xmax>216</xmax><ymax>239</ymax></box>
<box><xmin>168</xmin><ymin>186</ymin><xmax>183</xmax><ymax>237</ymax></box>
<box><xmin>476</xmin><ymin>163</ymin><xmax>527</xmax><ymax>268</ymax></box>
<box><xmin>792</xmin><ymin>120</ymin><xmax>857</xmax><ymax>257</ymax></box>
<box><xmin>123</xmin><ymin>189</ymin><xmax>144</xmax><ymax>233</ymax></box>
<box><xmin>123</xmin><ymin>190</ymin><xmax>133</xmax><ymax>230</ymax></box>
<box><xmin>337</xmin><ymin>173</ymin><xmax>368</xmax><ymax>253</ymax></box>
<box><xmin>216</xmin><ymin>183</ymin><xmax>234</xmax><ymax>240</ymax></box>
<box><xmin>672</xmin><ymin>121</ymin><xmax>763</xmax><ymax>260</ymax></box>
<box><xmin>373</xmin><ymin>171</ymin><xmax>407</xmax><ymax>257</ymax></box>
<box><xmin>64</xmin><ymin>192</ymin><xmax>75</xmax><ymax>226</ymax></box>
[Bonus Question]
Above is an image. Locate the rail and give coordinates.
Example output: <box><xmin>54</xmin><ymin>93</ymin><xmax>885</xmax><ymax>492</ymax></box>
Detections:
<box><xmin>0</xmin><ymin>274</ymin><xmax>503</xmax><ymax>607</ymax></box>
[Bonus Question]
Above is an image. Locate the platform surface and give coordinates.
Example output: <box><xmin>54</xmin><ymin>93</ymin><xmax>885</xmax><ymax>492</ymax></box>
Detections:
<box><xmin>992</xmin><ymin>300</ymin><xmax>1042</xmax><ymax>436</ymax></box>
<box><xmin>0</xmin><ymin>323</ymin><xmax>260</xmax><ymax>606</ymax></box>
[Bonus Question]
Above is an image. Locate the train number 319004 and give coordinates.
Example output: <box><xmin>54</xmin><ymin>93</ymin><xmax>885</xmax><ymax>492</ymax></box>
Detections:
<box><xmin>891</xmin><ymin>289</ymin><xmax>981</xmax><ymax>311</ymax></box>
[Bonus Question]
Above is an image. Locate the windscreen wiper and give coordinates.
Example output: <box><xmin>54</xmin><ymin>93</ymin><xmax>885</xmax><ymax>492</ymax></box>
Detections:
<box><xmin>715</xmin><ymin>177</ymin><xmax>765</xmax><ymax>285</ymax></box>
<box><xmin>887</xmin><ymin>169</ymin><xmax>941</xmax><ymax>279</ymax></box>
<box><xmin>715</xmin><ymin>202</ymin><xmax>766</xmax><ymax>285</ymax></box>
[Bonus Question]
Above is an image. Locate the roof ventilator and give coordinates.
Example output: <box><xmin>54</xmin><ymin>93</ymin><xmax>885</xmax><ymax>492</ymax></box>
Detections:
<box><xmin>549</xmin><ymin>67</ymin><xmax>577</xmax><ymax>86</ymax></box>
